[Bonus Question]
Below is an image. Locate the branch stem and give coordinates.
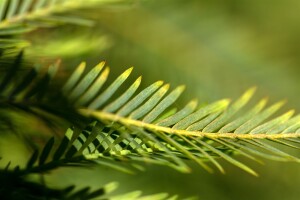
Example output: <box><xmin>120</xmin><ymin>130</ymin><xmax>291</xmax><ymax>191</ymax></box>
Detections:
<box><xmin>80</xmin><ymin>109</ymin><xmax>300</xmax><ymax>139</ymax></box>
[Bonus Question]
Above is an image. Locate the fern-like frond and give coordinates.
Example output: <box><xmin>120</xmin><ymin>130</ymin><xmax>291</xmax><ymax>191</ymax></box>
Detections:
<box><xmin>20</xmin><ymin>121</ymin><xmax>145</xmax><ymax>174</ymax></box>
<box><xmin>0</xmin><ymin>132</ymin><xmax>178</xmax><ymax>200</ymax></box>
<box><xmin>0</xmin><ymin>0</ymin><xmax>108</xmax><ymax>56</ymax></box>
<box><xmin>62</xmin><ymin>62</ymin><xmax>300</xmax><ymax>175</ymax></box>
<box><xmin>0</xmin><ymin>0</ymin><xmax>126</xmax><ymax>51</ymax></box>
<box><xmin>2</xmin><ymin>59</ymin><xmax>300</xmax><ymax>175</ymax></box>
<box><xmin>0</xmin><ymin>0</ymin><xmax>102</xmax><ymax>30</ymax></box>
<box><xmin>0</xmin><ymin>159</ymin><xmax>119</xmax><ymax>200</ymax></box>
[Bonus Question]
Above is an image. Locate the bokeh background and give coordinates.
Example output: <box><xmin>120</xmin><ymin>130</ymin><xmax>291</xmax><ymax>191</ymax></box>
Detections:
<box><xmin>3</xmin><ymin>0</ymin><xmax>300</xmax><ymax>199</ymax></box>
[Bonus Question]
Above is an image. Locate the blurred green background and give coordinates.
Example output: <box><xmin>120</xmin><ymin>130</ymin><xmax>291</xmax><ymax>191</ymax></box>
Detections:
<box><xmin>5</xmin><ymin>0</ymin><xmax>300</xmax><ymax>199</ymax></box>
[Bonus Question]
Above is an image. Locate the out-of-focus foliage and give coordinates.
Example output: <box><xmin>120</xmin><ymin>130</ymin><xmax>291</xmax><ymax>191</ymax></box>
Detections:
<box><xmin>26</xmin><ymin>0</ymin><xmax>300</xmax><ymax>105</ymax></box>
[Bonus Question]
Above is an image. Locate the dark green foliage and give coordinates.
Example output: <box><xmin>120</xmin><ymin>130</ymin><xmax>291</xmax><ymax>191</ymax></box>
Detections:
<box><xmin>0</xmin><ymin>163</ymin><xmax>109</xmax><ymax>200</ymax></box>
<box><xmin>0</xmin><ymin>52</ymin><xmax>87</xmax><ymax>131</ymax></box>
